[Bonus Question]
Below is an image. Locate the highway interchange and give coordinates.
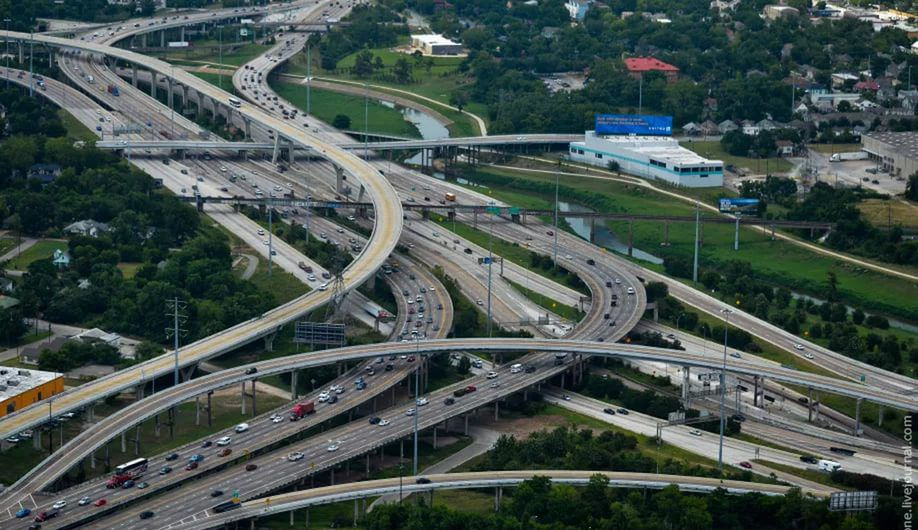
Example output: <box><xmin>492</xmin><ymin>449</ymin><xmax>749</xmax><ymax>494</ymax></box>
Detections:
<box><xmin>0</xmin><ymin>1</ymin><xmax>914</xmax><ymax>527</ymax></box>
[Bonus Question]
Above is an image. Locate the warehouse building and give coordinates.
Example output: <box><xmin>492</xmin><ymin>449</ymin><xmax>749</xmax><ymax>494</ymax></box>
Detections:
<box><xmin>0</xmin><ymin>367</ymin><xmax>64</xmax><ymax>417</ymax></box>
<box><xmin>410</xmin><ymin>34</ymin><xmax>463</xmax><ymax>56</ymax></box>
<box><xmin>861</xmin><ymin>132</ymin><xmax>918</xmax><ymax>178</ymax></box>
<box><xmin>569</xmin><ymin>131</ymin><xmax>724</xmax><ymax>187</ymax></box>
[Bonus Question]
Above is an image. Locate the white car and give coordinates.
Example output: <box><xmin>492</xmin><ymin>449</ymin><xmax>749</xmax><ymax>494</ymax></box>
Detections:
<box><xmin>216</xmin><ymin>436</ymin><xmax>231</xmax><ymax>446</ymax></box>
<box><xmin>489</xmin><ymin>381</ymin><xmax>501</xmax><ymax>388</ymax></box>
<box><xmin>794</xmin><ymin>344</ymin><xmax>805</xmax><ymax>351</ymax></box>
<box><xmin>378</xmin><ymin>419</ymin><xmax>390</xmax><ymax>426</ymax></box>
<box><xmin>288</xmin><ymin>451</ymin><xmax>305</xmax><ymax>461</ymax></box>
<box><xmin>220</xmin><ymin>166</ymin><xmax>227</xmax><ymax>172</ymax></box>
<box><xmin>257</xmin><ymin>229</ymin><xmax>265</xmax><ymax>236</ymax></box>
<box><xmin>318</xmin><ymin>283</ymin><xmax>328</xmax><ymax>291</ymax></box>
<box><xmin>804</xmin><ymin>352</ymin><xmax>814</xmax><ymax>360</ymax></box>
<box><xmin>416</xmin><ymin>397</ymin><xmax>429</xmax><ymax>406</ymax></box>
<box><xmin>52</xmin><ymin>500</ymin><xmax>67</xmax><ymax>510</ymax></box>
<box><xmin>272</xmin><ymin>416</ymin><xmax>284</xmax><ymax>423</ymax></box>
<box><xmin>327</xmin><ymin>443</ymin><xmax>339</xmax><ymax>452</ymax></box>
<box><xmin>318</xmin><ymin>391</ymin><xmax>330</xmax><ymax>402</ymax></box>
<box><xmin>626</xmin><ymin>287</ymin><xmax>635</xmax><ymax>295</ymax></box>
<box><xmin>78</xmin><ymin>496</ymin><xmax>92</xmax><ymax>506</ymax></box>
<box><xmin>307</xmin><ymin>274</ymin><xmax>317</xmax><ymax>281</ymax></box>
<box><xmin>428</xmin><ymin>286</ymin><xmax>435</xmax><ymax>292</ymax></box>
<box><xmin>405</xmin><ymin>408</ymin><xmax>416</xmax><ymax>416</ymax></box>
<box><xmin>690</xmin><ymin>429</ymin><xmax>702</xmax><ymax>437</ymax></box>
<box><xmin>234</xmin><ymin>423</ymin><xmax>249</xmax><ymax>433</ymax></box>
<box><xmin>486</xmin><ymin>371</ymin><xmax>498</xmax><ymax>379</ymax></box>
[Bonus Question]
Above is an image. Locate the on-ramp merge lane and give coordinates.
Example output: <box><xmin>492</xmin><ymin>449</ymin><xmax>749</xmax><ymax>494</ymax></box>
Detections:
<box><xmin>0</xmin><ymin>29</ymin><xmax>403</xmax><ymax>441</ymax></box>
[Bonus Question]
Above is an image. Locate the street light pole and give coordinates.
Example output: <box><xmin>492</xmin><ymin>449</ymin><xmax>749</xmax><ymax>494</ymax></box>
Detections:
<box><xmin>552</xmin><ymin>170</ymin><xmax>560</xmax><ymax>263</ymax></box>
<box><xmin>718</xmin><ymin>308</ymin><xmax>732</xmax><ymax>473</ymax></box>
<box><xmin>486</xmin><ymin>204</ymin><xmax>495</xmax><ymax>338</ymax></box>
<box><xmin>217</xmin><ymin>26</ymin><xmax>223</xmax><ymax>91</ymax></box>
<box><xmin>412</xmin><ymin>336</ymin><xmax>421</xmax><ymax>475</ymax></box>
<box><xmin>170</xmin><ymin>65</ymin><xmax>175</xmax><ymax>139</ymax></box>
<box><xmin>4</xmin><ymin>19</ymin><xmax>10</xmax><ymax>88</ymax></box>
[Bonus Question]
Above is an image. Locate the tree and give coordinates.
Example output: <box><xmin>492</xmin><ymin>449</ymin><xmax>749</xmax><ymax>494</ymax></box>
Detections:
<box><xmin>906</xmin><ymin>172</ymin><xmax>918</xmax><ymax>202</ymax></box>
<box><xmin>135</xmin><ymin>341</ymin><xmax>164</xmax><ymax>361</ymax></box>
<box><xmin>0</xmin><ymin>307</ymin><xmax>27</xmax><ymax>345</ymax></box>
<box><xmin>393</xmin><ymin>57</ymin><xmax>412</xmax><ymax>84</ymax></box>
<box><xmin>353</xmin><ymin>50</ymin><xmax>374</xmax><ymax>77</ymax></box>
<box><xmin>457</xmin><ymin>355</ymin><xmax>471</xmax><ymax>375</ymax></box>
<box><xmin>140</xmin><ymin>0</ymin><xmax>156</xmax><ymax>17</ymax></box>
<box><xmin>826</xmin><ymin>271</ymin><xmax>839</xmax><ymax>301</ymax></box>
<box><xmin>449</xmin><ymin>90</ymin><xmax>469</xmax><ymax>113</ymax></box>
<box><xmin>332</xmin><ymin>114</ymin><xmax>351</xmax><ymax>129</ymax></box>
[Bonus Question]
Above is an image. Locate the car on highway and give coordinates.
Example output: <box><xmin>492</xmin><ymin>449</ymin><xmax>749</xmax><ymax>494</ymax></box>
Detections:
<box><xmin>369</xmin><ymin>416</ymin><xmax>381</xmax><ymax>425</ymax></box>
<box><xmin>245</xmin><ymin>367</ymin><xmax>258</xmax><ymax>375</ymax></box>
<box><xmin>327</xmin><ymin>443</ymin><xmax>340</xmax><ymax>452</ymax></box>
<box><xmin>378</xmin><ymin>419</ymin><xmax>390</xmax><ymax>426</ymax></box>
<box><xmin>139</xmin><ymin>511</ymin><xmax>154</xmax><ymax>519</ymax></box>
<box><xmin>602</xmin><ymin>408</ymin><xmax>616</xmax><ymax>415</ymax></box>
<box><xmin>211</xmin><ymin>490</ymin><xmax>224</xmax><ymax>498</ymax></box>
<box><xmin>729</xmin><ymin>352</ymin><xmax>742</xmax><ymax>359</ymax></box>
<box><xmin>416</xmin><ymin>396</ymin><xmax>429</xmax><ymax>406</ymax></box>
<box><xmin>804</xmin><ymin>352</ymin><xmax>814</xmax><ymax>360</ymax></box>
<box><xmin>166</xmin><ymin>453</ymin><xmax>179</xmax><ymax>461</ymax></box>
<box><xmin>616</xmin><ymin>408</ymin><xmax>629</xmax><ymax>415</ymax></box>
<box><xmin>136</xmin><ymin>482</ymin><xmax>149</xmax><ymax>489</ymax></box>
<box><xmin>78</xmin><ymin>496</ymin><xmax>92</xmax><ymax>506</ymax></box>
<box><xmin>486</xmin><ymin>371</ymin><xmax>498</xmax><ymax>379</ymax></box>
<box><xmin>245</xmin><ymin>464</ymin><xmax>258</xmax><ymax>471</ymax></box>
<box><xmin>93</xmin><ymin>499</ymin><xmax>107</xmax><ymax>507</ymax></box>
<box><xmin>793</xmin><ymin>343</ymin><xmax>805</xmax><ymax>351</ymax></box>
<box><xmin>218</xmin><ymin>448</ymin><xmax>232</xmax><ymax>457</ymax></box>
<box><xmin>272</xmin><ymin>415</ymin><xmax>284</xmax><ymax>423</ymax></box>
<box><xmin>444</xmin><ymin>397</ymin><xmax>455</xmax><ymax>405</ymax></box>
<box><xmin>416</xmin><ymin>477</ymin><xmax>432</xmax><ymax>484</ymax></box>
<box><xmin>288</xmin><ymin>451</ymin><xmax>305</xmax><ymax>462</ymax></box>
<box><xmin>159</xmin><ymin>466</ymin><xmax>172</xmax><ymax>475</ymax></box>
<box><xmin>738</xmin><ymin>461</ymin><xmax>752</xmax><ymax>469</ymax></box>
<box><xmin>122</xmin><ymin>480</ymin><xmax>135</xmax><ymax>488</ymax></box>
<box><xmin>216</xmin><ymin>436</ymin><xmax>232</xmax><ymax>446</ymax></box>
<box><xmin>234</xmin><ymin>423</ymin><xmax>249</xmax><ymax>433</ymax></box>
<box><xmin>405</xmin><ymin>408</ymin><xmax>416</xmax><ymax>416</ymax></box>
<box><xmin>799</xmin><ymin>455</ymin><xmax>818</xmax><ymax>464</ymax></box>
<box><xmin>202</xmin><ymin>440</ymin><xmax>212</xmax><ymax>448</ymax></box>
<box><xmin>16</xmin><ymin>507</ymin><xmax>31</xmax><ymax>518</ymax></box>
<box><xmin>190</xmin><ymin>454</ymin><xmax>205</xmax><ymax>463</ymax></box>
<box><xmin>52</xmin><ymin>501</ymin><xmax>67</xmax><ymax>510</ymax></box>
<box><xmin>689</xmin><ymin>429</ymin><xmax>702</xmax><ymax>437</ymax></box>
<box><xmin>627</xmin><ymin>287</ymin><xmax>635</xmax><ymax>295</ymax></box>
<box><xmin>185</xmin><ymin>462</ymin><xmax>198</xmax><ymax>471</ymax></box>
<box><xmin>489</xmin><ymin>381</ymin><xmax>501</xmax><ymax>388</ymax></box>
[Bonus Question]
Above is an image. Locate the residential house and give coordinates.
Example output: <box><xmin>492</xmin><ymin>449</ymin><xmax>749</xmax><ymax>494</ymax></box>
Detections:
<box><xmin>52</xmin><ymin>249</ymin><xmax>70</xmax><ymax>269</ymax></box>
<box><xmin>854</xmin><ymin>79</ymin><xmax>880</xmax><ymax>92</ymax></box>
<box><xmin>717</xmin><ymin>120</ymin><xmax>738</xmax><ymax>134</ymax></box>
<box><xmin>564</xmin><ymin>0</ymin><xmax>592</xmax><ymax>21</ymax></box>
<box><xmin>624</xmin><ymin>57</ymin><xmax>680</xmax><ymax>83</ymax></box>
<box><xmin>763</xmin><ymin>5</ymin><xmax>799</xmax><ymax>21</ymax></box>
<box><xmin>64</xmin><ymin>220</ymin><xmax>111</xmax><ymax>238</ymax></box>
<box><xmin>776</xmin><ymin>140</ymin><xmax>794</xmax><ymax>156</ymax></box>
<box><xmin>831</xmin><ymin>72</ymin><xmax>859</xmax><ymax>89</ymax></box>
<box><xmin>741</xmin><ymin>120</ymin><xmax>760</xmax><ymax>136</ymax></box>
<box><xmin>26</xmin><ymin>163</ymin><xmax>61</xmax><ymax>184</ymax></box>
<box><xmin>681</xmin><ymin>122</ymin><xmax>702</xmax><ymax>136</ymax></box>
<box><xmin>19</xmin><ymin>336</ymin><xmax>68</xmax><ymax>366</ymax></box>
<box><xmin>700</xmin><ymin>120</ymin><xmax>719</xmax><ymax>136</ymax></box>
<box><xmin>73</xmin><ymin>328</ymin><xmax>122</xmax><ymax>349</ymax></box>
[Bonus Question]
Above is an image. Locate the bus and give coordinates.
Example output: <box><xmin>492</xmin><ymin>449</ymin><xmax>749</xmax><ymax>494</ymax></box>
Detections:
<box><xmin>108</xmin><ymin>458</ymin><xmax>147</xmax><ymax>487</ymax></box>
<box><xmin>228</xmin><ymin>97</ymin><xmax>242</xmax><ymax>108</ymax></box>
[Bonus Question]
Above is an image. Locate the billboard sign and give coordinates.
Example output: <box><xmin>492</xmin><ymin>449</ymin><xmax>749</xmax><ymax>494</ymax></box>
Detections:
<box><xmin>595</xmin><ymin>114</ymin><xmax>672</xmax><ymax>136</ymax></box>
<box><xmin>167</xmin><ymin>41</ymin><xmax>190</xmax><ymax>48</ymax></box>
<box><xmin>718</xmin><ymin>198</ymin><xmax>760</xmax><ymax>214</ymax></box>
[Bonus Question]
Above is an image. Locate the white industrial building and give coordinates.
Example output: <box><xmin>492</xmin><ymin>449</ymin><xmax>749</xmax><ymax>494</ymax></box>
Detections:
<box><xmin>569</xmin><ymin>131</ymin><xmax>724</xmax><ymax>187</ymax></box>
<box><xmin>410</xmin><ymin>34</ymin><xmax>463</xmax><ymax>56</ymax></box>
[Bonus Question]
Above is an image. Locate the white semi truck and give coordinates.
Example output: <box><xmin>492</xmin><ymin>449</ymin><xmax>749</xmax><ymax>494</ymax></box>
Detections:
<box><xmin>817</xmin><ymin>459</ymin><xmax>842</xmax><ymax>472</ymax></box>
<box><xmin>829</xmin><ymin>151</ymin><xmax>868</xmax><ymax>162</ymax></box>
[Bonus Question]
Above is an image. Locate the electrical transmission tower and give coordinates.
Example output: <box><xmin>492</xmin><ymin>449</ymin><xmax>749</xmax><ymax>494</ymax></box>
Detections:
<box><xmin>323</xmin><ymin>252</ymin><xmax>350</xmax><ymax>322</ymax></box>
<box><xmin>165</xmin><ymin>297</ymin><xmax>188</xmax><ymax>388</ymax></box>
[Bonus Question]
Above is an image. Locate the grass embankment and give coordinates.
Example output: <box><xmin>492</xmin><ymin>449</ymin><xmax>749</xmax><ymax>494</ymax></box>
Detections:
<box><xmin>58</xmin><ymin>109</ymin><xmax>98</xmax><ymax>142</ymax></box>
<box><xmin>462</xmin><ymin>165</ymin><xmax>918</xmax><ymax>321</ymax></box>
<box><xmin>504</xmin><ymin>277</ymin><xmax>584</xmax><ymax>322</ymax></box>
<box><xmin>681</xmin><ymin>140</ymin><xmax>793</xmax><ymax>174</ymax></box>
<box><xmin>271</xmin><ymin>81</ymin><xmax>421</xmax><ymax>139</ymax></box>
<box><xmin>157</xmin><ymin>41</ymin><xmax>271</xmax><ymax>68</ymax></box>
<box><xmin>858</xmin><ymin>198</ymin><xmax>918</xmax><ymax>229</ymax></box>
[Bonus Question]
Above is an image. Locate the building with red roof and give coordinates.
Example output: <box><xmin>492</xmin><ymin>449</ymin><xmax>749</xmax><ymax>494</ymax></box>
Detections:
<box><xmin>624</xmin><ymin>57</ymin><xmax>680</xmax><ymax>83</ymax></box>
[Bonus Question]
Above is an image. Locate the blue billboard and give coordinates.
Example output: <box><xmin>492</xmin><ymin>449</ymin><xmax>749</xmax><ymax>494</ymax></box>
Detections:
<box><xmin>595</xmin><ymin>114</ymin><xmax>673</xmax><ymax>136</ymax></box>
<box><xmin>718</xmin><ymin>198</ymin><xmax>760</xmax><ymax>214</ymax></box>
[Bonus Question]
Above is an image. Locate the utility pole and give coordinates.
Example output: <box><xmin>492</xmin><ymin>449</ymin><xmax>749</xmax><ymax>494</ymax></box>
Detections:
<box><xmin>364</xmin><ymin>82</ymin><xmax>369</xmax><ymax>160</ymax></box>
<box><xmin>413</xmin><ymin>335</ymin><xmax>421</xmax><ymax>475</ymax></box>
<box><xmin>267</xmin><ymin>198</ymin><xmax>274</xmax><ymax>275</ymax></box>
<box><xmin>306</xmin><ymin>45</ymin><xmax>311</xmax><ymax>116</ymax></box>
<box><xmin>28</xmin><ymin>31</ymin><xmax>33</xmax><ymax>97</ymax></box>
<box><xmin>170</xmin><ymin>64</ymin><xmax>176</xmax><ymax>139</ymax></box>
<box><xmin>552</xmin><ymin>170</ymin><xmax>560</xmax><ymax>263</ymax></box>
<box><xmin>4</xmin><ymin>19</ymin><xmax>10</xmax><ymax>88</ymax></box>
<box><xmin>638</xmin><ymin>73</ymin><xmax>643</xmax><ymax>114</ymax></box>
<box><xmin>217</xmin><ymin>25</ymin><xmax>223</xmax><ymax>91</ymax></box>
<box><xmin>692</xmin><ymin>204</ymin><xmax>700</xmax><ymax>283</ymax></box>
<box><xmin>165</xmin><ymin>298</ymin><xmax>188</xmax><ymax>388</ymax></box>
<box><xmin>718</xmin><ymin>308</ymin><xmax>732</xmax><ymax>473</ymax></box>
<box><xmin>486</xmin><ymin>204</ymin><xmax>496</xmax><ymax>338</ymax></box>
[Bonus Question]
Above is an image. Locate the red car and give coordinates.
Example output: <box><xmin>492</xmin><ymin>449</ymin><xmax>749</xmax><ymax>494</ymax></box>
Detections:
<box><xmin>407</xmin><ymin>356</ymin><xmax>416</xmax><ymax>362</ymax></box>
<box><xmin>185</xmin><ymin>462</ymin><xmax>199</xmax><ymax>471</ymax></box>
<box><xmin>465</xmin><ymin>385</ymin><xmax>477</xmax><ymax>393</ymax></box>
<box><xmin>738</xmin><ymin>461</ymin><xmax>752</xmax><ymax>469</ymax></box>
<box><xmin>219</xmin><ymin>448</ymin><xmax>232</xmax><ymax>457</ymax></box>
<box><xmin>94</xmin><ymin>499</ymin><xmax>107</xmax><ymax>507</ymax></box>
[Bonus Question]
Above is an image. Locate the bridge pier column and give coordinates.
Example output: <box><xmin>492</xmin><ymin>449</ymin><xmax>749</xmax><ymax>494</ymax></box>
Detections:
<box><xmin>291</xmin><ymin>370</ymin><xmax>298</xmax><ymax>400</ymax></box>
<box><xmin>33</xmin><ymin>429</ymin><xmax>41</xmax><ymax>450</ymax></box>
<box><xmin>207</xmin><ymin>390</ymin><xmax>213</xmax><ymax>427</ymax></box>
<box><xmin>195</xmin><ymin>395</ymin><xmax>202</xmax><ymax>425</ymax></box>
<box><xmin>854</xmin><ymin>397</ymin><xmax>862</xmax><ymax>437</ymax></box>
<box><xmin>560</xmin><ymin>372</ymin><xmax>565</xmax><ymax>389</ymax></box>
<box><xmin>167</xmin><ymin>78</ymin><xmax>174</xmax><ymax>110</ymax></box>
<box><xmin>120</xmin><ymin>430</ymin><xmax>126</xmax><ymax>453</ymax></box>
<box><xmin>160</xmin><ymin>30</ymin><xmax>165</xmax><ymax>49</ymax></box>
<box><xmin>154</xmin><ymin>414</ymin><xmax>160</xmax><ymax>437</ymax></box>
<box><xmin>244</xmin><ymin>118</ymin><xmax>251</xmax><ymax>140</ymax></box>
<box><xmin>134</xmin><ymin>425</ymin><xmax>141</xmax><ymax>455</ymax></box>
<box><xmin>251</xmin><ymin>380</ymin><xmax>257</xmax><ymax>417</ymax></box>
<box><xmin>752</xmin><ymin>376</ymin><xmax>760</xmax><ymax>407</ymax></box>
<box><xmin>90</xmin><ymin>448</ymin><xmax>96</xmax><ymax>469</ymax></box>
<box><xmin>878</xmin><ymin>406</ymin><xmax>884</xmax><ymax>427</ymax></box>
<box><xmin>263</xmin><ymin>332</ymin><xmax>276</xmax><ymax>352</ymax></box>
<box><xmin>432</xmin><ymin>426</ymin><xmax>437</xmax><ymax>449</ymax></box>
<box><xmin>241</xmin><ymin>382</ymin><xmax>247</xmax><ymax>415</ymax></box>
<box><xmin>180</xmin><ymin>26</ymin><xmax>185</xmax><ymax>42</ymax></box>
<box><xmin>132</xmin><ymin>64</ymin><xmax>138</xmax><ymax>88</ymax></box>
<box><xmin>272</xmin><ymin>135</ymin><xmax>281</xmax><ymax>165</ymax></box>
<box><xmin>353</xmin><ymin>499</ymin><xmax>359</xmax><ymax>527</ymax></box>
<box><xmin>330</xmin><ymin>467</ymin><xmax>335</xmax><ymax>485</ymax></box>
<box><xmin>494</xmin><ymin>487</ymin><xmax>502</xmax><ymax>511</ymax></box>
<box><xmin>150</xmin><ymin>71</ymin><xmax>157</xmax><ymax>99</ymax></box>
<box><xmin>334</xmin><ymin>164</ymin><xmax>345</xmax><ymax>193</ymax></box>
<box><xmin>681</xmin><ymin>366</ymin><xmax>690</xmax><ymax>401</ymax></box>
<box><xmin>87</xmin><ymin>404</ymin><xmax>95</xmax><ymax>423</ymax></box>
<box><xmin>628</xmin><ymin>219</ymin><xmax>634</xmax><ymax>257</ymax></box>
<box><xmin>181</xmin><ymin>85</ymin><xmax>188</xmax><ymax>111</ymax></box>
<box><xmin>464</xmin><ymin>413</ymin><xmax>469</xmax><ymax>435</ymax></box>
<box><xmin>494</xmin><ymin>400</ymin><xmax>499</xmax><ymax>421</ymax></box>
<box><xmin>136</xmin><ymin>383</ymin><xmax>145</xmax><ymax>401</ymax></box>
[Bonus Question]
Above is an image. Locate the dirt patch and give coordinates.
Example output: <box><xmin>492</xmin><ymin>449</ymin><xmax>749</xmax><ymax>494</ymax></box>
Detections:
<box><xmin>474</xmin><ymin>414</ymin><xmax>576</xmax><ymax>440</ymax></box>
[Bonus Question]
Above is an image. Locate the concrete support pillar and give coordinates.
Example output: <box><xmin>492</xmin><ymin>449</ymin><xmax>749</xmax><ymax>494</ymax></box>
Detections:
<box><xmin>560</xmin><ymin>373</ymin><xmax>566</xmax><ymax>389</ymax></box>
<box><xmin>90</xmin><ymin>449</ymin><xmax>96</xmax><ymax>469</ymax></box>
<box><xmin>681</xmin><ymin>366</ymin><xmax>690</xmax><ymax>401</ymax></box>
<box><xmin>366</xmin><ymin>453</ymin><xmax>370</xmax><ymax>476</ymax></box>
<box><xmin>353</xmin><ymin>499</ymin><xmax>358</xmax><ymax>527</ymax></box>
<box><xmin>335</xmin><ymin>164</ymin><xmax>345</xmax><ymax>193</ymax></box>
<box><xmin>196</xmin><ymin>395</ymin><xmax>201</xmax><ymax>426</ymax></box>
<box><xmin>134</xmin><ymin>425</ymin><xmax>141</xmax><ymax>455</ymax></box>
<box><xmin>33</xmin><ymin>429</ymin><xmax>41</xmax><ymax>450</ymax></box>
<box><xmin>494</xmin><ymin>401</ymin><xmax>499</xmax><ymax>421</ymax></box>
<box><xmin>160</xmin><ymin>30</ymin><xmax>165</xmax><ymax>48</ymax></box>
<box><xmin>432</xmin><ymin>426</ymin><xmax>437</xmax><ymax>449</ymax></box>
<box><xmin>154</xmin><ymin>414</ymin><xmax>160</xmax><ymax>437</ymax></box>
<box><xmin>244</xmin><ymin>118</ymin><xmax>251</xmax><ymax>140</ymax></box>
<box><xmin>87</xmin><ymin>404</ymin><xmax>95</xmax><ymax>423</ymax></box>
<box><xmin>207</xmin><ymin>391</ymin><xmax>213</xmax><ymax>427</ymax></box>
<box><xmin>167</xmin><ymin>78</ymin><xmax>174</xmax><ymax>110</ymax></box>
<box><xmin>878</xmin><ymin>405</ymin><xmax>884</xmax><ymax>427</ymax></box>
<box><xmin>241</xmin><ymin>382</ymin><xmax>247</xmax><ymax>415</ymax></box>
<box><xmin>854</xmin><ymin>397</ymin><xmax>862</xmax><ymax>437</ymax></box>
<box><xmin>330</xmin><ymin>467</ymin><xmax>335</xmax><ymax>485</ymax></box>
<box><xmin>121</xmin><ymin>431</ymin><xmax>126</xmax><ymax>453</ymax></box>
<box><xmin>251</xmin><ymin>380</ymin><xmax>257</xmax><ymax>417</ymax></box>
<box><xmin>291</xmin><ymin>371</ymin><xmax>298</xmax><ymax>400</ymax></box>
<box><xmin>263</xmin><ymin>333</ymin><xmax>275</xmax><ymax>352</ymax></box>
<box><xmin>136</xmin><ymin>384</ymin><xmax>145</xmax><ymax>401</ymax></box>
<box><xmin>495</xmin><ymin>487</ymin><xmax>502</xmax><ymax>511</ymax></box>
<box><xmin>464</xmin><ymin>414</ymin><xmax>469</xmax><ymax>436</ymax></box>
<box><xmin>150</xmin><ymin>71</ymin><xmax>156</xmax><ymax>98</ymax></box>
<box><xmin>132</xmin><ymin>64</ymin><xmax>138</xmax><ymax>88</ymax></box>
<box><xmin>753</xmin><ymin>376</ymin><xmax>760</xmax><ymax>407</ymax></box>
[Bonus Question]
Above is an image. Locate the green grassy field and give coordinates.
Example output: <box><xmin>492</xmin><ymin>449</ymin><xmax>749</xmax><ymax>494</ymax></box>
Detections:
<box><xmin>157</xmin><ymin>40</ymin><xmax>270</xmax><ymax>68</ymax></box>
<box><xmin>0</xmin><ymin>237</ymin><xmax>16</xmax><ymax>257</ymax></box>
<box><xmin>858</xmin><ymin>198</ymin><xmax>918</xmax><ymax>229</ymax></box>
<box><xmin>807</xmin><ymin>143</ymin><xmax>862</xmax><ymax>154</ymax></box>
<box><xmin>271</xmin><ymin>80</ymin><xmax>422</xmax><ymax>139</ymax></box>
<box><xmin>681</xmin><ymin>140</ymin><xmax>793</xmax><ymax>174</ymax></box>
<box><xmin>117</xmin><ymin>262</ymin><xmax>141</xmax><ymax>279</ymax></box>
<box><xmin>7</xmin><ymin>240</ymin><xmax>68</xmax><ymax>270</ymax></box>
<box><xmin>504</xmin><ymin>277</ymin><xmax>584</xmax><ymax>322</ymax></box>
<box><xmin>465</xmin><ymin>165</ymin><xmax>918</xmax><ymax>320</ymax></box>
<box><xmin>244</xmin><ymin>256</ymin><xmax>310</xmax><ymax>305</ymax></box>
<box><xmin>58</xmin><ymin>109</ymin><xmax>98</xmax><ymax>142</ymax></box>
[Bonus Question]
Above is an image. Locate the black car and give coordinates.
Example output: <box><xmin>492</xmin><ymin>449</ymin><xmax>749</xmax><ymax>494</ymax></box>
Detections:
<box><xmin>603</xmin><ymin>408</ymin><xmax>616</xmax><ymax>415</ymax></box>
<box><xmin>524</xmin><ymin>366</ymin><xmax>536</xmax><ymax>374</ymax></box>
<box><xmin>201</xmin><ymin>441</ymin><xmax>212</xmax><ymax>448</ymax></box>
<box><xmin>139</xmin><ymin>511</ymin><xmax>154</xmax><ymax>520</ymax></box>
<box><xmin>444</xmin><ymin>398</ymin><xmax>455</xmax><ymax>405</ymax></box>
<box><xmin>211</xmin><ymin>490</ymin><xmax>224</xmax><ymax>498</ymax></box>
<box><xmin>385</xmin><ymin>364</ymin><xmax>394</xmax><ymax>372</ymax></box>
<box><xmin>616</xmin><ymin>408</ymin><xmax>629</xmax><ymax>415</ymax></box>
<box><xmin>416</xmin><ymin>477</ymin><xmax>431</xmax><ymax>484</ymax></box>
<box><xmin>165</xmin><ymin>453</ymin><xmax>179</xmax><ymax>461</ymax></box>
<box><xmin>731</xmin><ymin>414</ymin><xmax>746</xmax><ymax>423</ymax></box>
<box><xmin>799</xmin><ymin>456</ymin><xmax>818</xmax><ymax>464</ymax></box>
<box><xmin>328</xmin><ymin>395</ymin><xmax>338</xmax><ymax>404</ymax></box>
<box><xmin>245</xmin><ymin>367</ymin><xmax>258</xmax><ymax>375</ymax></box>
<box><xmin>389</xmin><ymin>355</ymin><xmax>397</xmax><ymax>361</ymax></box>
<box><xmin>368</xmin><ymin>416</ymin><xmax>381</xmax><ymax>425</ymax></box>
